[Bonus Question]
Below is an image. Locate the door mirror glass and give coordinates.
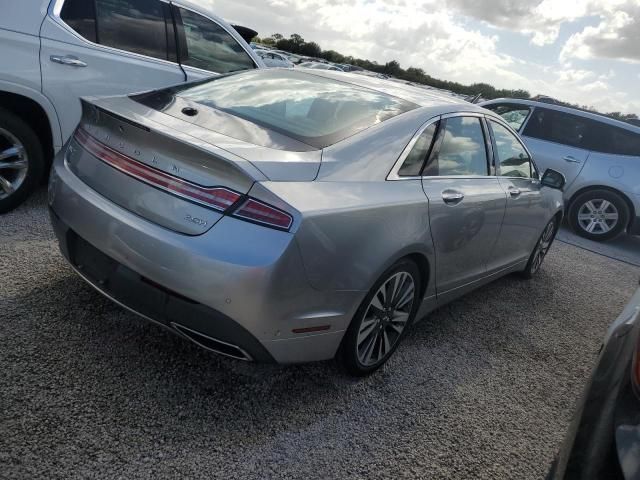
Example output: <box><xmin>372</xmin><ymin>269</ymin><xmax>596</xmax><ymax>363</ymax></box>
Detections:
<box><xmin>541</xmin><ymin>169</ymin><xmax>566</xmax><ymax>190</ymax></box>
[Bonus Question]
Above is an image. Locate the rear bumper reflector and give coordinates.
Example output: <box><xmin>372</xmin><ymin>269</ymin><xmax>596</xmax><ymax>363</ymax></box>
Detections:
<box><xmin>292</xmin><ymin>325</ymin><xmax>331</xmax><ymax>334</ymax></box>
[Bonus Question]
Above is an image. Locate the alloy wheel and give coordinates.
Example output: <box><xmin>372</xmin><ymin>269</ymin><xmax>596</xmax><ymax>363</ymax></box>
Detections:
<box><xmin>577</xmin><ymin>199</ymin><xmax>619</xmax><ymax>235</ymax></box>
<box><xmin>356</xmin><ymin>271</ymin><xmax>415</xmax><ymax>367</ymax></box>
<box><xmin>0</xmin><ymin>127</ymin><xmax>29</xmax><ymax>201</ymax></box>
<box><xmin>531</xmin><ymin>219</ymin><xmax>556</xmax><ymax>274</ymax></box>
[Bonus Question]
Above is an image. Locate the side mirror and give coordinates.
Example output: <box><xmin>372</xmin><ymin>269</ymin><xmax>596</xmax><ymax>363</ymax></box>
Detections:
<box><xmin>541</xmin><ymin>169</ymin><xmax>566</xmax><ymax>191</ymax></box>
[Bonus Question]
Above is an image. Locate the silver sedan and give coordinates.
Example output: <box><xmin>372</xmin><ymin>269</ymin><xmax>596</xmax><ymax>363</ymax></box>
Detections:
<box><xmin>48</xmin><ymin>69</ymin><xmax>565</xmax><ymax>375</ymax></box>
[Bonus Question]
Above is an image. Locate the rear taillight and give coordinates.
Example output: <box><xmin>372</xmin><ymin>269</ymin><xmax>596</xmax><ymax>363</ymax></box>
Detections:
<box><xmin>233</xmin><ymin>198</ymin><xmax>293</xmax><ymax>230</ymax></box>
<box><xmin>74</xmin><ymin>128</ymin><xmax>293</xmax><ymax>231</ymax></box>
<box><xmin>74</xmin><ymin>128</ymin><xmax>241</xmax><ymax>211</ymax></box>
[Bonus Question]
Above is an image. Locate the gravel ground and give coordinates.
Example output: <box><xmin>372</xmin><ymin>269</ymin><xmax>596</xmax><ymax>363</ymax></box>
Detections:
<box><xmin>2</xmin><ymin>189</ymin><xmax>639</xmax><ymax>480</ymax></box>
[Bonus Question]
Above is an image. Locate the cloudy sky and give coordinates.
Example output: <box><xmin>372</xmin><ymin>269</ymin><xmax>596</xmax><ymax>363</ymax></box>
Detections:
<box><xmin>207</xmin><ymin>0</ymin><xmax>639</xmax><ymax>114</ymax></box>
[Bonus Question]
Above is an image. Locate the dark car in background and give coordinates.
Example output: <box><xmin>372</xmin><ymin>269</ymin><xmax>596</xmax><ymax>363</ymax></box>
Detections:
<box><xmin>549</xmin><ymin>281</ymin><xmax>640</xmax><ymax>479</ymax></box>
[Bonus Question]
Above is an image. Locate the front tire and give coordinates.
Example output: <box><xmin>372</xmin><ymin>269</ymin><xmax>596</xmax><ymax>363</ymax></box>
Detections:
<box><xmin>521</xmin><ymin>217</ymin><xmax>558</xmax><ymax>279</ymax></box>
<box><xmin>0</xmin><ymin>107</ymin><xmax>45</xmax><ymax>214</ymax></box>
<box><xmin>568</xmin><ymin>189</ymin><xmax>629</xmax><ymax>242</ymax></box>
<box><xmin>340</xmin><ymin>259</ymin><xmax>422</xmax><ymax>376</ymax></box>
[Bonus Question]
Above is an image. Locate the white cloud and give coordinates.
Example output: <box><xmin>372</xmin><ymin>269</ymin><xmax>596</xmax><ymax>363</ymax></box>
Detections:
<box><xmin>445</xmin><ymin>0</ymin><xmax>592</xmax><ymax>45</ymax></box>
<box><xmin>205</xmin><ymin>0</ymin><xmax>638</xmax><ymax>113</ymax></box>
<box><xmin>560</xmin><ymin>0</ymin><xmax>640</xmax><ymax>63</ymax></box>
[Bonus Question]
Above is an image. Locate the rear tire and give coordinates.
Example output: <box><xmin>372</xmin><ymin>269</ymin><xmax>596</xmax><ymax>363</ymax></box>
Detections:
<box><xmin>0</xmin><ymin>107</ymin><xmax>45</xmax><ymax>214</ymax></box>
<box><xmin>568</xmin><ymin>189</ymin><xmax>629</xmax><ymax>242</ymax></box>
<box><xmin>339</xmin><ymin>259</ymin><xmax>422</xmax><ymax>376</ymax></box>
<box><xmin>521</xmin><ymin>217</ymin><xmax>558</xmax><ymax>279</ymax></box>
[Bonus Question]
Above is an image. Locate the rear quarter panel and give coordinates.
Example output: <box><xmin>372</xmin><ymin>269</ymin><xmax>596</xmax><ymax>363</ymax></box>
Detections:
<box><xmin>266</xmin><ymin>180</ymin><xmax>436</xmax><ymax>298</ymax></box>
<box><xmin>564</xmin><ymin>151</ymin><xmax>640</xmax><ymax>211</ymax></box>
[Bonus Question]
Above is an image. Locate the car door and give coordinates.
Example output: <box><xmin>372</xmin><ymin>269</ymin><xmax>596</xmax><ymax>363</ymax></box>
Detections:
<box><xmin>520</xmin><ymin>107</ymin><xmax>590</xmax><ymax>187</ymax></box>
<box><xmin>487</xmin><ymin>118</ymin><xmax>549</xmax><ymax>269</ymax></box>
<box><xmin>420</xmin><ymin>114</ymin><xmax>507</xmax><ymax>296</ymax></box>
<box><xmin>171</xmin><ymin>4</ymin><xmax>260</xmax><ymax>81</ymax></box>
<box><xmin>40</xmin><ymin>0</ymin><xmax>186</xmax><ymax>143</ymax></box>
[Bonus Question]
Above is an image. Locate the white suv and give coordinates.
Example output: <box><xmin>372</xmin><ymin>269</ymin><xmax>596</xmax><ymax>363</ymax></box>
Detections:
<box><xmin>482</xmin><ymin>99</ymin><xmax>640</xmax><ymax>241</ymax></box>
<box><xmin>0</xmin><ymin>0</ymin><xmax>264</xmax><ymax>213</ymax></box>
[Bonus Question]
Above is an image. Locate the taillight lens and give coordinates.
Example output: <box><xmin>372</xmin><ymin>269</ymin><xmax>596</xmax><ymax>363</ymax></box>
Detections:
<box><xmin>74</xmin><ymin>128</ymin><xmax>293</xmax><ymax>231</ymax></box>
<box><xmin>74</xmin><ymin>128</ymin><xmax>241</xmax><ymax>211</ymax></box>
<box><xmin>233</xmin><ymin>198</ymin><xmax>293</xmax><ymax>230</ymax></box>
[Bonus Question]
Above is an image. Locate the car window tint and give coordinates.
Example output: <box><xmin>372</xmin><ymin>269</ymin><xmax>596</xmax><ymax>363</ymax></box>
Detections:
<box><xmin>174</xmin><ymin>7</ymin><xmax>255</xmax><ymax>73</ymax></box>
<box><xmin>485</xmin><ymin>104</ymin><xmax>531</xmax><ymax>131</ymax></box>
<box><xmin>61</xmin><ymin>0</ymin><xmax>97</xmax><ymax>43</ymax></box>
<box><xmin>491</xmin><ymin>121</ymin><xmax>532</xmax><ymax>178</ymax></box>
<box><xmin>586</xmin><ymin>123</ymin><xmax>640</xmax><ymax>156</ymax></box>
<box><xmin>168</xmin><ymin>69</ymin><xmax>417</xmax><ymax>148</ymax></box>
<box><xmin>398</xmin><ymin>123</ymin><xmax>438</xmax><ymax>177</ymax></box>
<box><xmin>424</xmin><ymin>117</ymin><xmax>488</xmax><ymax>176</ymax></box>
<box><xmin>523</xmin><ymin>108</ymin><xmax>589</xmax><ymax>149</ymax></box>
<box><xmin>95</xmin><ymin>0</ymin><xmax>169</xmax><ymax>61</ymax></box>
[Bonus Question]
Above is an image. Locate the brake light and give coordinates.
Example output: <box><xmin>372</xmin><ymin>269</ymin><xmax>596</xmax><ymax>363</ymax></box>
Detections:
<box><xmin>73</xmin><ymin>128</ymin><xmax>294</xmax><ymax>231</ymax></box>
<box><xmin>74</xmin><ymin>128</ymin><xmax>241</xmax><ymax>211</ymax></box>
<box><xmin>233</xmin><ymin>198</ymin><xmax>293</xmax><ymax>230</ymax></box>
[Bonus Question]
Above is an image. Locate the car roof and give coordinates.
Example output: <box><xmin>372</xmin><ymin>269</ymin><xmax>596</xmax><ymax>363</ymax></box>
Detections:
<box><xmin>482</xmin><ymin>98</ymin><xmax>640</xmax><ymax>134</ymax></box>
<box><xmin>304</xmin><ymin>70</ymin><xmax>475</xmax><ymax>109</ymax></box>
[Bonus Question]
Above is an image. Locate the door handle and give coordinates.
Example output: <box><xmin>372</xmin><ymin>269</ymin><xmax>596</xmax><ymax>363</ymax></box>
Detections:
<box><xmin>508</xmin><ymin>186</ymin><xmax>521</xmax><ymax>197</ymax></box>
<box><xmin>442</xmin><ymin>189</ymin><xmax>464</xmax><ymax>205</ymax></box>
<box><xmin>563</xmin><ymin>155</ymin><xmax>581</xmax><ymax>164</ymax></box>
<box><xmin>50</xmin><ymin>55</ymin><xmax>87</xmax><ymax>67</ymax></box>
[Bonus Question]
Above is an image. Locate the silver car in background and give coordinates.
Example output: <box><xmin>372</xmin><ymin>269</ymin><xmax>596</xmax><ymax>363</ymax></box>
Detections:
<box><xmin>482</xmin><ymin>99</ymin><xmax>640</xmax><ymax>241</ymax></box>
<box><xmin>49</xmin><ymin>69</ymin><xmax>564</xmax><ymax>375</ymax></box>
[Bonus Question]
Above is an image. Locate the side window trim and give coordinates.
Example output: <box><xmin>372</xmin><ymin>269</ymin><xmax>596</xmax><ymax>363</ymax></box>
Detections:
<box><xmin>171</xmin><ymin>3</ymin><xmax>258</xmax><ymax>73</ymax></box>
<box><xmin>519</xmin><ymin>106</ymin><xmax>535</xmax><ymax>134</ymax></box>
<box><xmin>386</xmin><ymin>116</ymin><xmax>441</xmax><ymax>180</ymax></box>
<box><xmin>480</xmin><ymin>117</ymin><xmax>496</xmax><ymax>176</ymax></box>
<box><xmin>51</xmin><ymin>0</ymin><xmax>182</xmax><ymax>68</ymax></box>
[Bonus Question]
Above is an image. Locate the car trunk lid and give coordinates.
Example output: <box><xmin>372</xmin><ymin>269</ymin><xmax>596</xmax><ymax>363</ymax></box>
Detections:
<box><xmin>66</xmin><ymin>98</ymin><xmax>273</xmax><ymax>235</ymax></box>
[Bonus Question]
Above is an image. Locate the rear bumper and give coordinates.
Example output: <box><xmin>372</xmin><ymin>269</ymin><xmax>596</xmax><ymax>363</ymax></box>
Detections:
<box><xmin>48</xmin><ymin>150</ymin><xmax>360</xmax><ymax>364</ymax></box>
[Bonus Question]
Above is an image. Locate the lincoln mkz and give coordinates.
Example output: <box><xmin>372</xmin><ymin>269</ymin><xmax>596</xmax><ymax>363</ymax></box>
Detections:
<box><xmin>48</xmin><ymin>69</ymin><xmax>565</xmax><ymax>375</ymax></box>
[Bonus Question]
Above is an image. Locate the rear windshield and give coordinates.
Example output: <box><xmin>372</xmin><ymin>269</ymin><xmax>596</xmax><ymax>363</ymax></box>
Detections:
<box><xmin>151</xmin><ymin>69</ymin><xmax>417</xmax><ymax>148</ymax></box>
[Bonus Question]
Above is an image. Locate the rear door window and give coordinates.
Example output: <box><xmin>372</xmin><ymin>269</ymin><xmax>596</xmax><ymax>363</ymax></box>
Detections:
<box><xmin>60</xmin><ymin>0</ymin><xmax>97</xmax><ymax>42</ymax></box>
<box><xmin>173</xmin><ymin>6</ymin><xmax>256</xmax><ymax>73</ymax></box>
<box><xmin>490</xmin><ymin>121</ymin><xmax>533</xmax><ymax>178</ymax></box>
<box><xmin>94</xmin><ymin>0</ymin><xmax>171</xmax><ymax>61</ymax></box>
<box><xmin>523</xmin><ymin>108</ymin><xmax>590</xmax><ymax>149</ymax></box>
<box><xmin>585</xmin><ymin>123</ymin><xmax>640</xmax><ymax>156</ymax></box>
<box><xmin>424</xmin><ymin>116</ymin><xmax>489</xmax><ymax>177</ymax></box>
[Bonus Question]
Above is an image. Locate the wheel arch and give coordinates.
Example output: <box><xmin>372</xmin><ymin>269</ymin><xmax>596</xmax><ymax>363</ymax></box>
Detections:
<box><xmin>0</xmin><ymin>84</ymin><xmax>63</xmax><ymax>166</ymax></box>
<box><xmin>567</xmin><ymin>185</ymin><xmax>635</xmax><ymax>229</ymax></box>
<box><xmin>367</xmin><ymin>248</ymin><xmax>432</xmax><ymax>304</ymax></box>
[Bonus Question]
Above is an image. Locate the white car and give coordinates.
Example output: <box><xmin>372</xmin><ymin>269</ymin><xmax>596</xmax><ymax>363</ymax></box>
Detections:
<box><xmin>0</xmin><ymin>0</ymin><xmax>264</xmax><ymax>213</ymax></box>
<box><xmin>482</xmin><ymin>99</ymin><xmax>640</xmax><ymax>241</ymax></box>
<box><xmin>256</xmin><ymin>51</ymin><xmax>294</xmax><ymax>68</ymax></box>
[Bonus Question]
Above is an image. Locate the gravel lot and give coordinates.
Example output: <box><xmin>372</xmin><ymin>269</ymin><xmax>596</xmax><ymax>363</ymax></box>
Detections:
<box><xmin>2</xmin><ymin>189</ymin><xmax>639</xmax><ymax>480</ymax></box>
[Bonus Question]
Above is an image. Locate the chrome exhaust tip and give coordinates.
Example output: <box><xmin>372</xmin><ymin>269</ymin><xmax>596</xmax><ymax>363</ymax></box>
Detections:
<box><xmin>170</xmin><ymin>322</ymin><xmax>253</xmax><ymax>361</ymax></box>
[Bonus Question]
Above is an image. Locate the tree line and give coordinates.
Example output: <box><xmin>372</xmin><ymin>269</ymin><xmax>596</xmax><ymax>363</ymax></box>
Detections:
<box><xmin>254</xmin><ymin>33</ymin><xmax>639</xmax><ymax>123</ymax></box>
